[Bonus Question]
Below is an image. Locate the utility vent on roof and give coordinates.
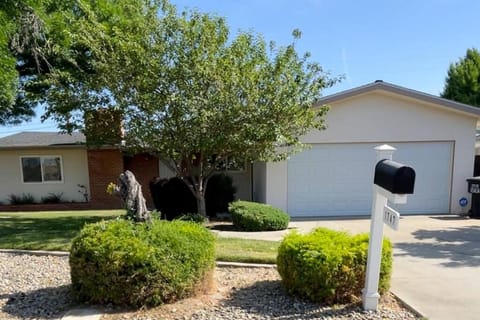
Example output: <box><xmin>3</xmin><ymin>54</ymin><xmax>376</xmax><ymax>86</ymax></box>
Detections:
<box><xmin>374</xmin><ymin>80</ymin><xmax>383</xmax><ymax>83</ymax></box>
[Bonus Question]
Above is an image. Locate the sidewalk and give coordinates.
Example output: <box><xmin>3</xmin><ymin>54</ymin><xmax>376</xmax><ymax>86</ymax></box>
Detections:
<box><xmin>213</xmin><ymin>215</ymin><xmax>480</xmax><ymax>320</ymax></box>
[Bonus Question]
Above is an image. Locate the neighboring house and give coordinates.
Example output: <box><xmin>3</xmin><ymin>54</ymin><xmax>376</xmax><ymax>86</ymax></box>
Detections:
<box><xmin>252</xmin><ymin>81</ymin><xmax>480</xmax><ymax>217</ymax></box>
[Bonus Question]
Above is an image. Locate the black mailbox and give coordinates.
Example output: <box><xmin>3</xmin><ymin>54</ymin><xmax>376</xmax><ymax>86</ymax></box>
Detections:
<box><xmin>374</xmin><ymin>159</ymin><xmax>415</xmax><ymax>194</ymax></box>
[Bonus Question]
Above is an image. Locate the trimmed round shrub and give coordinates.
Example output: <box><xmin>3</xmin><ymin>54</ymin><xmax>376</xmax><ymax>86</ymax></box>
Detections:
<box><xmin>69</xmin><ymin>218</ymin><xmax>216</xmax><ymax>307</ymax></box>
<box><xmin>277</xmin><ymin>228</ymin><xmax>392</xmax><ymax>304</ymax></box>
<box><xmin>229</xmin><ymin>200</ymin><xmax>290</xmax><ymax>231</ymax></box>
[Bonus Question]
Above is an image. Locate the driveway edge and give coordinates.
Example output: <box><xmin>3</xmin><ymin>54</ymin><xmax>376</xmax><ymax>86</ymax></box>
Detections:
<box><xmin>390</xmin><ymin>291</ymin><xmax>425</xmax><ymax>318</ymax></box>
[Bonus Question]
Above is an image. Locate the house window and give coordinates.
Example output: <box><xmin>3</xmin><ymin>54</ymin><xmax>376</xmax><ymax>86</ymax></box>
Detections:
<box><xmin>21</xmin><ymin>156</ymin><xmax>63</xmax><ymax>183</ymax></box>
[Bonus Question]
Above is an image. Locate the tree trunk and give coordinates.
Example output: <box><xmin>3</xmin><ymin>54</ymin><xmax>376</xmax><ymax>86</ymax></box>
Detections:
<box><xmin>196</xmin><ymin>192</ymin><xmax>207</xmax><ymax>217</ymax></box>
<box><xmin>179</xmin><ymin>160</ymin><xmax>211</xmax><ymax>217</ymax></box>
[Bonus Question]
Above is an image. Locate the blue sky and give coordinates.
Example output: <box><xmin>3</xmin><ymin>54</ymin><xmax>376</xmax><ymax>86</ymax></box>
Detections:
<box><xmin>1</xmin><ymin>0</ymin><xmax>479</xmax><ymax>137</ymax></box>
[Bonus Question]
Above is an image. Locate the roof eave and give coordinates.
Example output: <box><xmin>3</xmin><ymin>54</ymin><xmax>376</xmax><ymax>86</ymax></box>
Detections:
<box><xmin>0</xmin><ymin>144</ymin><xmax>87</xmax><ymax>151</ymax></box>
<box><xmin>314</xmin><ymin>81</ymin><xmax>480</xmax><ymax>118</ymax></box>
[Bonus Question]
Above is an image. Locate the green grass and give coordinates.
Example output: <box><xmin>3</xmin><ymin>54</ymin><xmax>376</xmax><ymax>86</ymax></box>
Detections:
<box><xmin>215</xmin><ymin>237</ymin><xmax>279</xmax><ymax>264</ymax></box>
<box><xmin>0</xmin><ymin>210</ymin><xmax>124</xmax><ymax>251</ymax></box>
<box><xmin>0</xmin><ymin>211</ymin><xmax>280</xmax><ymax>264</ymax></box>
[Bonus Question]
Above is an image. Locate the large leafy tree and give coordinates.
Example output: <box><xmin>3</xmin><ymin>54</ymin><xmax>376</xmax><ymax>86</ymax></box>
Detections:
<box><xmin>441</xmin><ymin>48</ymin><xmax>480</xmax><ymax>107</ymax></box>
<box><xmin>0</xmin><ymin>0</ymin><xmax>80</xmax><ymax>125</ymax></box>
<box><xmin>0</xmin><ymin>0</ymin><xmax>159</xmax><ymax>127</ymax></box>
<box><xmin>44</xmin><ymin>5</ymin><xmax>339</xmax><ymax>215</ymax></box>
<box><xmin>1</xmin><ymin>1</ymin><xmax>338</xmax><ymax>215</ymax></box>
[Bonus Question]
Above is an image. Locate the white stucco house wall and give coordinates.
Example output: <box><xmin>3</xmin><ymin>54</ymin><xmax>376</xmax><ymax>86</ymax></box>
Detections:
<box><xmin>0</xmin><ymin>132</ymin><xmax>90</xmax><ymax>204</ymax></box>
<box><xmin>253</xmin><ymin>81</ymin><xmax>480</xmax><ymax>217</ymax></box>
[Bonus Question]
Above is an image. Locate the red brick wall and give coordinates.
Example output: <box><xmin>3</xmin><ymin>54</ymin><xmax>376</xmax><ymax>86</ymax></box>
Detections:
<box><xmin>124</xmin><ymin>153</ymin><xmax>159</xmax><ymax>209</ymax></box>
<box><xmin>87</xmin><ymin>149</ymin><xmax>124</xmax><ymax>209</ymax></box>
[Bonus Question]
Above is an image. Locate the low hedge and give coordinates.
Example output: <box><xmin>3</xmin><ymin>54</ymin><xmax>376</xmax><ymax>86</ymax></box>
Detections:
<box><xmin>277</xmin><ymin>228</ymin><xmax>392</xmax><ymax>303</ymax></box>
<box><xmin>69</xmin><ymin>218</ymin><xmax>216</xmax><ymax>307</ymax></box>
<box><xmin>229</xmin><ymin>201</ymin><xmax>290</xmax><ymax>231</ymax></box>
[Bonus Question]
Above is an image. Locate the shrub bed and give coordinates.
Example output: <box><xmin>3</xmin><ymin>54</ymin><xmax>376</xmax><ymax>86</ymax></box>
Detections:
<box><xmin>229</xmin><ymin>201</ymin><xmax>290</xmax><ymax>231</ymax></box>
<box><xmin>149</xmin><ymin>173</ymin><xmax>236</xmax><ymax>219</ymax></box>
<box><xmin>277</xmin><ymin>228</ymin><xmax>392</xmax><ymax>303</ymax></box>
<box><xmin>69</xmin><ymin>218</ymin><xmax>216</xmax><ymax>307</ymax></box>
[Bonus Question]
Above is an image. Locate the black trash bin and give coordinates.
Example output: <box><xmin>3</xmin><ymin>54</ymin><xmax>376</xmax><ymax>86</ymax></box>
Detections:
<box><xmin>467</xmin><ymin>177</ymin><xmax>480</xmax><ymax>218</ymax></box>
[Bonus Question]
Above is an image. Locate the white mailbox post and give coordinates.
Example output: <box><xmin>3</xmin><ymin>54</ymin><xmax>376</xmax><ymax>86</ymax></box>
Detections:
<box><xmin>362</xmin><ymin>145</ymin><xmax>415</xmax><ymax>311</ymax></box>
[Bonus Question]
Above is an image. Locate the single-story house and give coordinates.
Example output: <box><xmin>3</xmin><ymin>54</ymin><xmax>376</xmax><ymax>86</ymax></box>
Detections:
<box><xmin>252</xmin><ymin>80</ymin><xmax>480</xmax><ymax>217</ymax></box>
<box><xmin>0</xmin><ymin>132</ymin><xmax>252</xmax><ymax>210</ymax></box>
<box><xmin>1</xmin><ymin>80</ymin><xmax>479</xmax><ymax>217</ymax></box>
<box><xmin>0</xmin><ymin>132</ymin><xmax>157</xmax><ymax>209</ymax></box>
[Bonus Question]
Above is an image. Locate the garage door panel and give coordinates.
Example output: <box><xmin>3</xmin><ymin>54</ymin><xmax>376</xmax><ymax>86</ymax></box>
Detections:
<box><xmin>287</xmin><ymin>142</ymin><xmax>452</xmax><ymax>217</ymax></box>
<box><xmin>393</xmin><ymin>142</ymin><xmax>452</xmax><ymax>214</ymax></box>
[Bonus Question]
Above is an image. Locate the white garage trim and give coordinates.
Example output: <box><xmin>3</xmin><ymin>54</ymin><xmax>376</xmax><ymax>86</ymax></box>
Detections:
<box><xmin>286</xmin><ymin>142</ymin><xmax>453</xmax><ymax>217</ymax></box>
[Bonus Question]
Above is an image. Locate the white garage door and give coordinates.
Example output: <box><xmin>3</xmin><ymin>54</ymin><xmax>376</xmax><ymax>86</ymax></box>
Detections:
<box><xmin>287</xmin><ymin>142</ymin><xmax>453</xmax><ymax>217</ymax></box>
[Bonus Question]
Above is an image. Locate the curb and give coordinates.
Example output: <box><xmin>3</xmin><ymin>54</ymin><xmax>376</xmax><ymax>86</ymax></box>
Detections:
<box><xmin>390</xmin><ymin>291</ymin><xmax>425</xmax><ymax>319</ymax></box>
<box><xmin>0</xmin><ymin>249</ymin><xmax>278</xmax><ymax>268</ymax></box>
<box><xmin>0</xmin><ymin>248</ymin><xmax>69</xmax><ymax>256</ymax></box>
<box><xmin>216</xmin><ymin>261</ymin><xmax>277</xmax><ymax>268</ymax></box>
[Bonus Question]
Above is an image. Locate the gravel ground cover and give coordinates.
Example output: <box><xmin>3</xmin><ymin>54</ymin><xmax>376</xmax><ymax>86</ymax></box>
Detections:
<box><xmin>0</xmin><ymin>252</ymin><xmax>421</xmax><ymax>320</ymax></box>
<box><xmin>0</xmin><ymin>252</ymin><xmax>72</xmax><ymax>319</ymax></box>
<box><xmin>102</xmin><ymin>267</ymin><xmax>421</xmax><ymax>320</ymax></box>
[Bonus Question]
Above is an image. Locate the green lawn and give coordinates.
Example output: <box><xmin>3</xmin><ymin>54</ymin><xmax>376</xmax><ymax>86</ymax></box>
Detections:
<box><xmin>216</xmin><ymin>237</ymin><xmax>279</xmax><ymax>264</ymax></box>
<box><xmin>0</xmin><ymin>210</ymin><xmax>279</xmax><ymax>263</ymax></box>
<box><xmin>0</xmin><ymin>210</ymin><xmax>125</xmax><ymax>251</ymax></box>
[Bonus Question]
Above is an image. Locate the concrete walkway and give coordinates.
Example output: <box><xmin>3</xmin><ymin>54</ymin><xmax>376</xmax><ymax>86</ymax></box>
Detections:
<box><xmin>212</xmin><ymin>215</ymin><xmax>480</xmax><ymax>320</ymax></box>
<box><xmin>61</xmin><ymin>307</ymin><xmax>102</xmax><ymax>320</ymax></box>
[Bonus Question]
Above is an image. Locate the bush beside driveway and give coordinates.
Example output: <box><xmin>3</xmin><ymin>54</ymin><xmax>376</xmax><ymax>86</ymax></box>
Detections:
<box><xmin>215</xmin><ymin>215</ymin><xmax>480</xmax><ymax>320</ymax></box>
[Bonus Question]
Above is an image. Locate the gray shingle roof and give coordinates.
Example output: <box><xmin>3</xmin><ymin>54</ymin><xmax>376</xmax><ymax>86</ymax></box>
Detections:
<box><xmin>0</xmin><ymin>132</ymin><xmax>86</xmax><ymax>148</ymax></box>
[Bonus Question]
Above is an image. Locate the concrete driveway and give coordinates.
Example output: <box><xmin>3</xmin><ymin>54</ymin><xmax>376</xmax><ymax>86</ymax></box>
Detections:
<box><xmin>213</xmin><ymin>215</ymin><xmax>480</xmax><ymax>320</ymax></box>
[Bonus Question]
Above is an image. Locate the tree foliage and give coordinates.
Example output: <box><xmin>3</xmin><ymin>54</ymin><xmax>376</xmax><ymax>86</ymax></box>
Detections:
<box><xmin>0</xmin><ymin>0</ymin><xmax>35</xmax><ymax>124</ymax></box>
<box><xmin>41</xmin><ymin>0</ymin><xmax>169</xmax><ymax>132</ymax></box>
<box><xmin>0</xmin><ymin>0</ymin><xmax>162</xmax><ymax>126</ymax></box>
<box><xmin>442</xmin><ymin>48</ymin><xmax>480</xmax><ymax>107</ymax></box>
<box><xmin>0</xmin><ymin>0</ymin><xmax>80</xmax><ymax>124</ymax></box>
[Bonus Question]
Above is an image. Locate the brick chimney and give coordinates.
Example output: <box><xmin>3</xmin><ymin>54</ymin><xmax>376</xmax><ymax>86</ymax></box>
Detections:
<box><xmin>84</xmin><ymin>108</ymin><xmax>123</xmax><ymax>147</ymax></box>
